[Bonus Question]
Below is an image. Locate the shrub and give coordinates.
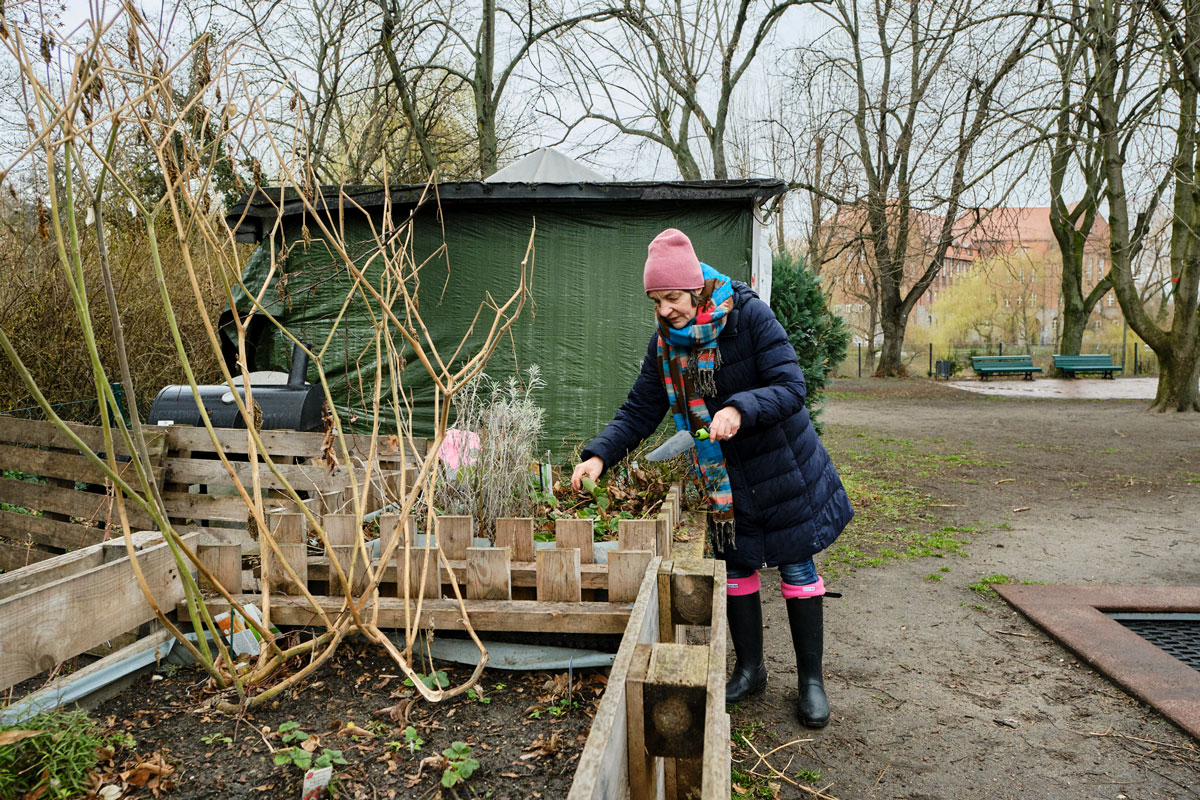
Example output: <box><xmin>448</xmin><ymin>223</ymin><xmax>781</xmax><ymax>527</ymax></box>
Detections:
<box><xmin>769</xmin><ymin>252</ymin><xmax>851</xmax><ymax>429</ymax></box>
<box><xmin>0</xmin><ymin>709</ymin><xmax>122</xmax><ymax>800</ymax></box>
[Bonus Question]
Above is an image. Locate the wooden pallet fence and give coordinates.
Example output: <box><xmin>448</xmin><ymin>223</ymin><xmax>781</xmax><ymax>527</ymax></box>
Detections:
<box><xmin>0</xmin><ymin>530</ymin><xmax>203</xmax><ymax>692</ymax></box>
<box><xmin>568</xmin><ymin>557</ymin><xmax>729</xmax><ymax>800</ymax></box>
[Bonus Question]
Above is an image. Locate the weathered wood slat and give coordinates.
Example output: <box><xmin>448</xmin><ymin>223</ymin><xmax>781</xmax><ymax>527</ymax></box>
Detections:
<box><xmin>0</xmin><ymin>531</ymin><xmax>200</xmax><ymax>692</ymax></box>
<box><xmin>0</xmin><ymin>443</ymin><xmax>162</xmax><ymax>487</ymax></box>
<box><xmin>465</xmin><ymin>547</ymin><xmax>510</xmax><ymax>600</ymax></box>
<box><xmin>700</xmin><ymin>562</ymin><xmax>730</xmax><ymax>800</ymax></box>
<box><xmin>0</xmin><ymin>416</ymin><xmax>159</xmax><ymax>458</ymax></box>
<box><xmin>0</xmin><ymin>540</ymin><xmax>58</xmax><ymax>573</ymax></box>
<box><xmin>0</xmin><ymin>544</ymin><xmax>107</xmax><ymax>600</ymax></box>
<box><xmin>0</xmin><ymin>479</ymin><xmax>155</xmax><ymax>532</ymax></box>
<box><xmin>568</xmin><ymin>557</ymin><xmax>663</xmax><ymax>800</ymax></box>
<box><xmin>187</xmin><ymin>594</ymin><xmax>632</xmax><ymax>633</ymax></box>
<box><xmin>306</xmin><ymin>555</ymin><xmax>615</xmax><ymax>589</ymax></box>
<box><xmin>537</xmin><ymin>548</ymin><xmax>582</xmax><ymax>602</ymax></box>
<box><xmin>163</xmin><ymin>426</ymin><xmax>425</xmax><ymax>460</ymax></box>
<box><xmin>0</xmin><ymin>509</ymin><xmax>107</xmax><ymax>552</ymax></box>
<box><xmin>162</xmin><ymin>458</ymin><xmax>355</xmax><ymax>493</ymax></box>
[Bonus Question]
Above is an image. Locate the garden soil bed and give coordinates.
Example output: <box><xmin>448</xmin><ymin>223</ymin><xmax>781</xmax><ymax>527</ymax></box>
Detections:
<box><xmin>92</xmin><ymin>639</ymin><xmax>609</xmax><ymax>800</ymax></box>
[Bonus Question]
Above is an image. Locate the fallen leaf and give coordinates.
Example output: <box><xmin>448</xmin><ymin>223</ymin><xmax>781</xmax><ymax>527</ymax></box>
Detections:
<box><xmin>300</xmin><ymin>734</ymin><xmax>320</xmax><ymax>752</ymax></box>
<box><xmin>0</xmin><ymin>730</ymin><xmax>44</xmax><ymax>746</ymax></box>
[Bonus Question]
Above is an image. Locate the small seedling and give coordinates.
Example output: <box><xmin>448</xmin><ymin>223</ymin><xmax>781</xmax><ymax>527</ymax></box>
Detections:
<box><xmin>441</xmin><ymin>741</ymin><xmax>479</xmax><ymax>788</ymax></box>
<box><xmin>365</xmin><ymin>720</ymin><xmax>391</xmax><ymax>737</ymax></box>
<box><xmin>404</xmin><ymin>670</ymin><xmax>449</xmax><ymax>691</ymax></box>
<box><xmin>403</xmin><ymin>726</ymin><xmax>423</xmax><ymax>753</ymax></box>
<box><xmin>796</xmin><ymin>767</ymin><xmax>823</xmax><ymax>782</ymax></box>
<box><xmin>274</xmin><ymin>747</ymin><xmax>347</xmax><ymax>772</ymax></box>
<box><xmin>467</xmin><ymin>687</ymin><xmax>491</xmax><ymax>705</ymax></box>
<box><xmin>200</xmin><ymin>732</ymin><xmax>232</xmax><ymax>746</ymax></box>
<box><xmin>276</xmin><ymin>720</ymin><xmax>309</xmax><ymax>744</ymax></box>
<box><xmin>546</xmin><ymin>697</ymin><xmax>578</xmax><ymax>718</ymax></box>
<box><xmin>493</xmin><ymin>682</ymin><xmax>507</xmax><ymax>691</ymax></box>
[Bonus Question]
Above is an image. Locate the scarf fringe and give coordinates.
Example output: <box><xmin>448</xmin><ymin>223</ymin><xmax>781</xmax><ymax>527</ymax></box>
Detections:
<box><xmin>710</xmin><ymin>517</ymin><xmax>736</xmax><ymax>552</ymax></box>
<box><xmin>686</xmin><ymin>346</ymin><xmax>722</xmax><ymax>397</ymax></box>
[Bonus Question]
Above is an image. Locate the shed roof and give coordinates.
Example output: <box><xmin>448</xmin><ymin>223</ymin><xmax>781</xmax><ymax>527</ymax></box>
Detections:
<box><xmin>225</xmin><ymin>179</ymin><xmax>787</xmax><ymax>243</ymax></box>
<box><xmin>484</xmin><ymin>147</ymin><xmax>609</xmax><ymax>183</ymax></box>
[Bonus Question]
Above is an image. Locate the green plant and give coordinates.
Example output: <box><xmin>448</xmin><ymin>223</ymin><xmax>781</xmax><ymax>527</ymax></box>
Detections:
<box><xmin>546</xmin><ymin>697</ymin><xmax>578</xmax><ymax>718</ymax></box>
<box><xmin>924</xmin><ymin>572</ymin><xmax>943</xmax><ymax>582</ymax></box>
<box><xmin>467</xmin><ymin>687</ymin><xmax>491</xmax><ymax>705</ymax></box>
<box><xmin>441</xmin><ymin>741</ymin><xmax>479</xmax><ymax>788</ymax></box>
<box><xmin>969</xmin><ymin>574</ymin><xmax>1014</xmax><ymax>596</ymax></box>
<box><xmin>277</xmin><ymin>720</ymin><xmax>309</xmax><ymax>743</ymax></box>
<box><xmin>200</xmin><ymin>732</ymin><xmax>232</xmax><ymax>746</ymax></box>
<box><xmin>403</xmin><ymin>726</ymin><xmax>424</xmax><ymax>753</ymax></box>
<box><xmin>0</xmin><ymin>710</ymin><xmax>132</xmax><ymax>800</ymax></box>
<box><xmin>274</xmin><ymin>746</ymin><xmax>348</xmax><ymax>772</ymax></box>
<box><xmin>796</xmin><ymin>767</ymin><xmax>823</xmax><ymax>782</ymax></box>
<box><xmin>404</xmin><ymin>670</ymin><xmax>449</xmax><ymax>691</ymax></box>
<box><xmin>365</xmin><ymin>720</ymin><xmax>391</xmax><ymax>737</ymax></box>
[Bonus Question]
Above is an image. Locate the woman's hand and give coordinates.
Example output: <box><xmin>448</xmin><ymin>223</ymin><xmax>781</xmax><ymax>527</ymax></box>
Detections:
<box><xmin>709</xmin><ymin>406</ymin><xmax>742</xmax><ymax>442</ymax></box>
<box><xmin>571</xmin><ymin>456</ymin><xmax>604</xmax><ymax>492</ymax></box>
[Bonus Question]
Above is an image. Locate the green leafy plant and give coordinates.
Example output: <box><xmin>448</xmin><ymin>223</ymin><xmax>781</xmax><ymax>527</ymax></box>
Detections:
<box><xmin>277</xmin><ymin>720</ymin><xmax>309</xmax><ymax>744</ymax></box>
<box><xmin>404</xmin><ymin>670</ymin><xmax>449</xmax><ymax>691</ymax></box>
<box><xmin>441</xmin><ymin>741</ymin><xmax>479</xmax><ymax>788</ymax></box>
<box><xmin>466</xmin><ymin>687</ymin><xmax>491</xmax><ymax>705</ymax></box>
<box><xmin>200</xmin><ymin>732</ymin><xmax>232</xmax><ymax>746</ymax></box>
<box><xmin>0</xmin><ymin>710</ymin><xmax>132</xmax><ymax>800</ymax></box>
<box><xmin>546</xmin><ymin>697</ymin><xmax>578</xmax><ymax>718</ymax></box>
<box><xmin>274</xmin><ymin>747</ymin><xmax>348</xmax><ymax>772</ymax></box>
<box><xmin>400</xmin><ymin>726</ymin><xmax>424</xmax><ymax>753</ymax></box>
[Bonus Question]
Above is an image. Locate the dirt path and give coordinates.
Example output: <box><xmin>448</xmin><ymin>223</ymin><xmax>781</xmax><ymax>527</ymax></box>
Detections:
<box><xmin>731</xmin><ymin>379</ymin><xmax>1200</xmax><ymax>799</ymax></box>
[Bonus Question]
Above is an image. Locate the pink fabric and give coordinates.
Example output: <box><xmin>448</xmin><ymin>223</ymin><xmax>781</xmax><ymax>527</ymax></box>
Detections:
<box><xmin>727</xmin><ymin>571</ymin><xmax>760</xmax><ymax>596</ymax></box>
<box><xmin>438</xmin><ymin>428</ymin><xmax>480</xmax><ymax>471</ymax></box>
<box><xmin>781</xmin><ymin>575</ymin><xmax>825</xmax><ymax>599</ymax></box>
<box><xmin>643</xmin><ymin>229</ymin><xmax>704</xmax><ymax>292</ymax></box>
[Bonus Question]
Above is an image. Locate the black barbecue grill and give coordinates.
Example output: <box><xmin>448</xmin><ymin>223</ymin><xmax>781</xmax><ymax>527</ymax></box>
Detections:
<box><xmin>148</xmin><ymin>344</ymin><xmax>325</xmax><ymax>432</ymax></box>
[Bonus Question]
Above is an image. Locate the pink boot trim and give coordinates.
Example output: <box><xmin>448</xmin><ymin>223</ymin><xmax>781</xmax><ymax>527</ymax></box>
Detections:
<box><xmin>727</xmin><ymin>571</ymin><xmax>761</xmax><ymax>596</ymax></box>
<box><xmin>781</xmin><ymin>576</ymin><xmax>825</xmax><ymax>599</ymax></box>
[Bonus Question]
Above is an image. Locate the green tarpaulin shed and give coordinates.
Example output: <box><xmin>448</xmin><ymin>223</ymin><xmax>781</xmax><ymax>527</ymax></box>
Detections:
<box><xmin>222</xmin><ymin>166</ymin><xmax>785</xmax><ymax>452</ymax></box>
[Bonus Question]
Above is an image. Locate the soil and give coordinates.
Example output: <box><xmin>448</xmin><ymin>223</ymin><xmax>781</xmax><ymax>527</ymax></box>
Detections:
<box><xmin>40</xmin><ymin>377</ymin><xmax>1200</xmax><ymax>800</ymax></box>
<box><xmin>93</xmin><ymin>640</ymin><xmax>608</xmax><ymax>800</ymax></box>
<box><xmin>734</xmin><ymin>378</ymin><xmax>1200</xmax><ymax>799</ymax></box>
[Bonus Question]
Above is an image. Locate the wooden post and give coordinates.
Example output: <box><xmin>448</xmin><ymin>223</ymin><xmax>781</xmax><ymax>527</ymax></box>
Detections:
<box><xmin>626</xmin><ymin>643</ymin><xmax>660</xmax><ymax>800</ymax></box>
<box><xmin>268</xmin><ymin>512</ymin><xmax>306</xmax><ymax>545</ymax></box>
<box><xmin>495</xmin><ymin>518</ymin><xmax>535</xmax><ymax>562</ymax></box>
<box><xmin>399</xmin><ymin>545</ymin><xmax>441</xmax><ymax>599</ymax></box>
<box><xmin>643</xmin><ymin>643</ymin><xmax>709</xmax><ymax>758</ymax></box>
<box><xmin>655</xmin><ymin>513</ymin><xmax>672</xmax><ymax>560</ymax></box>
<box><xmin>377</xmin><ymin>514</ymin><xmax>402</xmax><ymax>557</ymax></box>
<box><xmin>323</xmin><ymin>514</ymin><xmax>359</xmax><ymax>549</ymax></box>
<box><xmin>537</xmin><ymin>548</ymin><xmax>582</xmax><ymax>602</ymax></box>
<box><xmin>263</xmin><ymin>542</ymin><xmax>308</xmax><ymax>594</ymax></box>
<box><xmin>658</xmin><ymin>561</ymin><xmax>675</xmax><ymax>644</ymax></box>
<box><xmin>608</xmin><ymin>550</ymin><xmax>654</xmax><ymax>603</ymax></box>
<box><xmin>331</xmin><ymin>545</ymin><xmax>369</xmax><ymax>595</ymax></box>
<box><xmin>554</xmin><ymin>519</ymin><xmax>595</xmax><ymax>563</ymax></box>
<box><xmin>437</xmin><ymin>515</ymin><xmax>472</xmax><ymax>561</ymax></box>
<box><xmin>619</xmin><ymin>519</ymin><xmax>657</xmax><ymax>555</ymax></box>
<box><xmin>196</xmin><ymin>539</ymin><xmax>242</xmax><ymax>594</ymax></box>
<box><xmin>466</xmin><ymin>547</ymin><xmax>511</xmax><ymax>600</ymax></box>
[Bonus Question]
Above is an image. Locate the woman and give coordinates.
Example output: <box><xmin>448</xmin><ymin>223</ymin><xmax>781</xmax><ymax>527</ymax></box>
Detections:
<box><xmin>571</xmin><ymin>228</ymin><xmax>853</xmax><ymax>728</ymax></box>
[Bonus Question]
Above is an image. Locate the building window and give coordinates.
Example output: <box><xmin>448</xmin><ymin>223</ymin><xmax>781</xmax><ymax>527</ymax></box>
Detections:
<box><xmin>1107</xmin><ymin>293</ymin><xmax>1114</xmax><ymax>307</ymax></box>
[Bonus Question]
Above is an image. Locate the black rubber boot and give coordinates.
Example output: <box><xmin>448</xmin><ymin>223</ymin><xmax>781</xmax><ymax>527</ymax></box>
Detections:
<box><xmin>786</xmin><ymin>596</ymin><xmax>830</xmax><ymax>728</ymax></box>
<box><xmin>725</xmin><ymin>591</ymin><xmax>768</xmax><ymax>704</ymax></box>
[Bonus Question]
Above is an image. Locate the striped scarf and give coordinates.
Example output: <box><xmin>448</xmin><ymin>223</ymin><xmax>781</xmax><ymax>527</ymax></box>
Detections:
<box><xmin>655</xmin><ymin>263</ymin><xmax>736</xmax><ymax>549</ymax></box>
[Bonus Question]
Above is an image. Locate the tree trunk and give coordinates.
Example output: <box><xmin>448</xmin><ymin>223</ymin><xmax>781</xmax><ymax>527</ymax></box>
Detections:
<box><xmin>1150</xmin><ymin>343</ymin><xmax>1200</xmax><ymax>411</ymax></box>
<box><xmin>875</xmin><ymin>314</ymin><xmax>907</xmax><ymax>377</ymax></box>
<box><xmin>1058</xmin><ymin>308</ymin><xmax>1088</xmax><ymax>362</ymax></box>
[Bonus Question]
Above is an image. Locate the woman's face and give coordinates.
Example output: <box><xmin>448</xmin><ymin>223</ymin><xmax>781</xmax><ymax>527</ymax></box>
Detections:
<box><xmin>648</xmin><ymin>289</ymin><xmax>699</xmax><ymax>329</ymax></box>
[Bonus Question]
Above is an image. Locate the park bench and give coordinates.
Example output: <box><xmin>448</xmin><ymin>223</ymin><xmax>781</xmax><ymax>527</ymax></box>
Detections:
<box><xmin>1053</xmin><ymin>353</ymin><xmax>1124</xmax><ymax>379</ymax></box>
<box><xmin>970</xmin><ymin>355</ymin><xmax>1042</xmax><ymax>381</ymax></box>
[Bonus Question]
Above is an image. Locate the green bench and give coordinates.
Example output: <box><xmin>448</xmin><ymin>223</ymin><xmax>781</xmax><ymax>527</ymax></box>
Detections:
<box><xmin>1053</xmin><ymin>353</ymin><xmax>1124</xmax><ymax>378</ymax></box>
<box><xmin>970</xmin><ymin>355</ymin><xmax>1043</xmax><ymax>381</ymax></box>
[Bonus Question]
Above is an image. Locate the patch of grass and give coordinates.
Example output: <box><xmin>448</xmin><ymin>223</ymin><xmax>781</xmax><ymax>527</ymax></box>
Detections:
<box><xmin>796</xmin><ymin>767</ymin><xmax>824</xmax><ymax>782</ymax></box>
<box><xmin>924</xmin><ymin>572</ymin><xmax>944</xmax><ymax>582</ymax></box>
<box><xmin>1100</xmin><ymin>447</ymin><xmax>1121</xmax><ymax>454</ymax></box>
<box><xmin>1183</xmin><ymin>473</ymin><xmax>1200</xmax><ymax>484</ymax></box>
<box><xmin>994</xmin><ymin>522</ymin><xmax>1013</xmax><ymax>531</ymax></box>
<box><xmin>0</xmin><ymin>710</ymin><xmax>130</xmax><ymax>800</ymax></box>
<box><xmin>969</xmin><ymin>574</ymin><xmax>1013</xmax><ymax>596</ymax></box>
<box><xmin>731</xmin><ymin>766</ymin><xmax>779</xmax><ymax>799</ymax></box>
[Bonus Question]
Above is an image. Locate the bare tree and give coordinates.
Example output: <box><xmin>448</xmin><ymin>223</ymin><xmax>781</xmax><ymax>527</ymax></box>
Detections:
<box><xmin>792</xmin><ymin>0</ymin><xmax>1045</xmax><ymax>376</ymax></box>
<box><xmin>1092</xmin><ymin>0</ymin><xmax>1200</xmax><ymax>410</ymax></box>
<box><xmin>556</xmin><ymin>0</ymin><xmax>804</xmax><ymax>180</ymax></box>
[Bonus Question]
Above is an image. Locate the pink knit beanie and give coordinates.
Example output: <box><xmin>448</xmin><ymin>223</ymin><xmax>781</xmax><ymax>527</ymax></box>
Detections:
<box><xmin>643</xmin><ymin>228</ymin><xmax>704</xmax><ymax>292</ymax></box>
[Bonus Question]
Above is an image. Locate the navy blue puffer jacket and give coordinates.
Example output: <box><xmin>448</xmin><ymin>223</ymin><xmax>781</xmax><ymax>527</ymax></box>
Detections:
<box><xmin>582</xmin><ymin>281</ymin><xmax>853</xmax><ymax>573</ymax></box>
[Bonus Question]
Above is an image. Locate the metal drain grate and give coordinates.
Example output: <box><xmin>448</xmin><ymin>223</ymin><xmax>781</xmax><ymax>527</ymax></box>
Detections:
<box><xmin>1107</xmin><ymin>613</ymin><xmax>1200</xmax><ymax>672</ymax></box>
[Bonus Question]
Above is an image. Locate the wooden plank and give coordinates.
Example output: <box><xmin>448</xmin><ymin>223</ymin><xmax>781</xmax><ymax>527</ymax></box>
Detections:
<box><xmin>626</xmin><ymin>643</ymin><xmax>657</xmax><ymax>800</ymax></box>
<box><xmin>306</xmin><ymin>556</ymin><xmax>613</xmax><ymax>590</ymax></box>
<box><xmin>189</xmin><ymin>594</ymin><xmax>631</xmax><ymax>633</ymax></box>
<box><xmin>0</xmin><ymin>544</ymin><xmax>107</xmax><ymax>600</ymax></box>
<box><xmin>0</xmin><ymin>416</ymin><xmax>159</xmax><ymax>458</ymax></box>
<box><xmin>332</xmin><ymin>545</ymin><xmax>369</xmax><ymax>595</ymax></box>
<box><xmin>323</xmin><ymin>514</ymin><xmax>359</xmax><ymax>548</ymax></box>
<box><xmin>495</xmin><ymin>518</ymin><xmax>535</xmax><ymax>562</ymax></box>
<box><xmin>655</xmin><ymin>514</ymin><xmax>672</xmax><ymax>560</ymax></box>
<box><xmin>436</xmin><ymin>516</ymin><xmax>472</xmax><ymax>561</ymax></box>
<box><xmin>160</xmin><ymin>491</ymin><xmax>251</xmax><ymax>524</ymax></box>
<box><xmin>196</xmin><ymin>539</ymin><xmax>242</xmax><ymax>593</ymax></box>
<box><xmin>555</xmin><ymin>519</ymin><xmax>595</xmax><ymax>563</ymax></box>
<box><xmin>0</xmin><ymin>540</ymin><xmax>60</xmax><ymax>575</ymax></box>
<box><xmin>537</xmin><ymin>548</ymin><xmax>581</xmax><ymax>602</ymax></box>
<box><xmin>658</xmin><ymin>561</ymin><xmax>675</xmax><ymax>644</ymax></box>
<box><xmin>267</xmin><ymin>512</ymin><xmax>306</xmax><ymax>545</ymax></box>
<box><xmin>263</xmin><ymin>543</ymin><xmax>307</xmax><ymax>594</ymax></box>
<box><xmin>608</xmin><ymin>550</ymin><xmax>654</xmax><ymax>603</ymax></box>
<box><xmin>701</xmin><ymin>562</ymin><xmax>730</xmax><ymax>800</ymax></box>
<box><xmin>644</xmin><ymin>643</ymin><xmax>709</xmax><ymax>758</ymax></box>
<box><xmin>163</xmin><ymin>426</ymin><xmax>425</xmax><ymax>461</ymax></box>
<box><xmin>400</xmin><ymin>546</ymin><xmax>441</xmax><ymax>599</ymax></box>
<box><xmin>466</xmin><ymin>547</ymin><xmax>510</xmax><ymax>600</ymax></box>
<box><xmin>0</xmin><ymin>531</ymin><xmax>201</xmax><ymax>692</ymax></box>
<box><xmin>0</xmin><ymin>443</ymin><xmax>162</xmax><ymax>487</ymax></box>
<box><xmin>0</xmin><ymin>478</ymin><xmax>156</xmax><ymax>531</ymax></box>
<box><xmin>619</xmin><ymin>519</ymin><xmax>657</xmax><ymax>555</ymax></box>
<box><xmin>0</xmin><ymin>508</ymin><xmax>107</xmax><ymax>551</ymax></box>
<box><xmin>670</xmin><ymin>560</ymin><xmax>716</xmax><ymax>626</ymax></box>
<box><xmin>162</xmin><ymin>458</ymin><xmax>353</xmax><ymax>493</ymax></box>
<box><xmin>567</xmin><ymin>557</ymin><xmax>663</xmax><ymax>800</ymax></box>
